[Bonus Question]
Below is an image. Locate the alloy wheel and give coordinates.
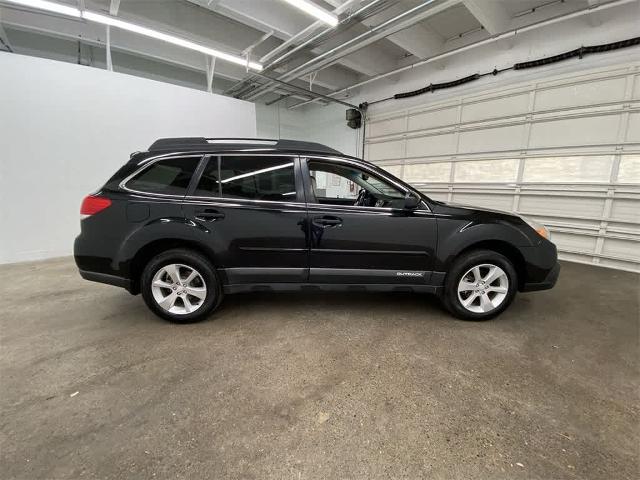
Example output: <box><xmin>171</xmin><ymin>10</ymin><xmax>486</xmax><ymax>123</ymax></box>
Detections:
<box><xmin>151</xmin><ymin>263</ymin><xmax>207</xmax><ymax>315</ymax></box>
<box><xmin>457</xmin><ymin>263</ymin><xmax>509</xmax><ymax>314</ymax></box>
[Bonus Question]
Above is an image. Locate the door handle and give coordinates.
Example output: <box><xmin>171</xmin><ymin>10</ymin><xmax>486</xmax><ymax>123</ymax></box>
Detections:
<box><xmin>194</xmin><ymin>209</ymin><xmax>225</xmax><ymax>222</ymax></box>
<box><xmin>313</xmin><ymin>215</ymin><xmax>342</xmax><ymax>227</ymax></box>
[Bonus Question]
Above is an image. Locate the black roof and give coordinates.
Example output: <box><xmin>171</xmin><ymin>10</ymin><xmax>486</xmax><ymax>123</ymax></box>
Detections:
<box><xmin>146</xmin><ymin>137</ymin><xmax>344</xmax><ymax>156</ymax></box>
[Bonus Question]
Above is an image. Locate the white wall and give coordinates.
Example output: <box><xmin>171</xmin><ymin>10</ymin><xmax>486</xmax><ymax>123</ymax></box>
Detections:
<box><xmin>256</xmin><ymin>103</ymin><xmax>361</xmax><ymax>158</ymax></box>
<box><xmin>0</xmin><ymin>53</ymin><xmax>256</xmax><ymax>264</ymax></box>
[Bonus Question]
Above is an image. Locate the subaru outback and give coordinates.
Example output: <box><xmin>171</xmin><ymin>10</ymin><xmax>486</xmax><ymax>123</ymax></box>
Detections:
<box><xmin>74</xmin><ymin>137</ymin><xmax>560</xmax><ymax>322</ymax></box>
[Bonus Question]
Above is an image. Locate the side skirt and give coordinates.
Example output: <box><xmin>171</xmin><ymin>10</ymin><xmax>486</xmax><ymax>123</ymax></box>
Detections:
<box><xmin>223</xmin><ymin>283</ymin><xmax>443</xmax><ymax>295</ymax></box>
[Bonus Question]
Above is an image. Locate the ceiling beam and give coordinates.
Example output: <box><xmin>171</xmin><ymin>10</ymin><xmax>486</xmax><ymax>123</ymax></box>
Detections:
<box><xmin>462</xmin><ymin>0</ymin><xmax>511</xmax><ymax>35</ymax></box>
<box><xmin>358</xmin><ymin>2</ymin><xmax>446</xmax><ymax>59</ymax></box>
<box><xmin>0</xmin><ymin>24</ymin><xmax>13</xmax><ymax>52</ymax></box>
<box><xmin>185</xmin><ymin>0</ymin><xmax>300</xmax><ymax>41</ymax></box>
<box><xmin>388</xmin><ymin>24</ymin><xmax>444</xmax><ymax>59</ymax></box>
<box><xmin>188</xmin><ymin>0</ymin><xmax>377</xmax><ymax>79</ymax></box>
<box><xmin>243</xmin><ymin>0</ymin><xmax>461</xmax><ymax>101</ymax></box>
<box><xmin>279</xmin><ymin>0</ymin><xmax>459</xmax><ymax>81</ymax></box>
<box><xmin>0</xmin><ymin>8</ymin><xmax>14</xmax><ymax>52</ymax></box>
<box><xmin>272</xmin><ymin>63</ymin><xmax>353</xmax><ymax>90</ymax></box>
<box><xmin>304</xmin><ymin>19</ymin><xmax>402</xmax><ymax>75</ymax></box>
<box><xmin>109</xmin><ymin>0</ymin><xmax>121</xmax><ymax>16</ymax></box>
<box><xmin>257</xmin><ymin>0</ymin><xmax>364</xmax><ymax>64</ymax></box>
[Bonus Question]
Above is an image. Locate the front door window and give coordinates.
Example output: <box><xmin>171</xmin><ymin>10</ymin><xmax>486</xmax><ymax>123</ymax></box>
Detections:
<box><xmin>308</xmin><ymin>161</ymin><xmax>405</xmax><ymax>208</ymax></box>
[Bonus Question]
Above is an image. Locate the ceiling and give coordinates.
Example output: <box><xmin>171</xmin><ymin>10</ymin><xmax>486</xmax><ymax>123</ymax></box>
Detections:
<box><xmin>0</xmin><ymin>0</ymin><xmax>626</xmax><ymax>107</ymax></box>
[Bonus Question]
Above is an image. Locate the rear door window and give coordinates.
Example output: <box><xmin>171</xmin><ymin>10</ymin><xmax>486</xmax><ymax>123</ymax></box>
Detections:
<box><xmin>126</xmin><ymin>157</ymin><xmax>200</xmax><ymax>195</ymax></box>
<box><xmin>194</xmin><ymin>156</ymin><xmax>296</xmax><ymax>202</ymax></box>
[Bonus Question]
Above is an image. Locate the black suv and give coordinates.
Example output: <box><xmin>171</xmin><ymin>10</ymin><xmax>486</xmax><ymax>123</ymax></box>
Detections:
<box><xmin>74</xmin><ymin>137</ymin><xmax>559</xmax><ymax>322</ymax></box>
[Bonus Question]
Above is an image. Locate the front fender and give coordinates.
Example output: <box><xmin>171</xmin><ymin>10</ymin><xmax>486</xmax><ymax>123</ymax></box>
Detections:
<box><xmin>434</xmin><ymin>217</ymin><xmax>534</xmax><ymax>271</ymax></box>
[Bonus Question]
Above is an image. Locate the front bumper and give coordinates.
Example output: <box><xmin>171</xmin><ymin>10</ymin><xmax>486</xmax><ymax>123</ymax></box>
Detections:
<box><xmin>521</xmin><ymin>261</ymin><xmax>560</xmax><ymax>292</ymax></box>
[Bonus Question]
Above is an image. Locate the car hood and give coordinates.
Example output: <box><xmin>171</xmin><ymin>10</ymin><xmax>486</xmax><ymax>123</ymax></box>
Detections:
<box><xmin>435</xmin><ymin>200</ymin><xmax>517</xmax><ymax>217</ymax></box>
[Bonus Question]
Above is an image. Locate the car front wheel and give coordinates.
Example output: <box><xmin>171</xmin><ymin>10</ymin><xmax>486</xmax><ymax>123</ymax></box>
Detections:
<box><xmin>442</xmin><ymin>249</ymin><xmax>518</xmax><ymax>321</ymax></box>
<box><xmin>141</xmin><ymin>249</ymin><xmax>222</xmax><ymax>323</ymax></box>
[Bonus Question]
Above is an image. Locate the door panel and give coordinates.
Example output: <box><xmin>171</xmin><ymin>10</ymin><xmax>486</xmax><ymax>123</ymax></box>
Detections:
<box><xmin>182</xmin><ymin>155</ymin><xmax>308</xmax><ymax>284</ymax></box>
<box><xmin>302</xmin><ymin>155</ymin><xmax>437</xmax><ymax>284</ymax></box>
<box><xmin>307</xmin><ymin>203</ymin><xmax>437</xmax><ymax>283</ymax></box>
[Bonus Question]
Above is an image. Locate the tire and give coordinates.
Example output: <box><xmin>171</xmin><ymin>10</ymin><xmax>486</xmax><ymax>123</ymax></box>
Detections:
<box><xmin>141</xmin><ymin>248</ymin><xmax>223</xmax><ymax>323</ymax></box>
<box><xmin>441</xmin><ymin>249</ymin><xmax>518</xmax><ymax>321</ymax></box>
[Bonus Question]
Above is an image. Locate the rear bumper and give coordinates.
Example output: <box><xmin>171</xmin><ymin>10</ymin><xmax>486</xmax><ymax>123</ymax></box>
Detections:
<box><xmin>521</xmin><ymin>261</ymin><xmax>560</xmax><ymax>292</ymax></box>
<box><xmin>79</xmin><ymin>269</ymin><xmax>131</xmax><ymax>290</ymax></box>
<box><xmin>75</xmin><ymin>232</ymin><xmax>133</xmax><ymax>292</ymax></box>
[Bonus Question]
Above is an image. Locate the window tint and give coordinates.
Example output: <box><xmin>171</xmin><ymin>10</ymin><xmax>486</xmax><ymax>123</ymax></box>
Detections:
<box><xmin>127</xmin><ymin>157</ymin><xmax>200</xmax><ymax>195</ymax></box>
<box><xmin>308</xmin><ymin>161</ymin><xmax>404</xmax><ymax>208</ymax></box>
<box><xmin>194</xmin><ymin>156</ymin><xmax>296</xmax><ymax>202</ymax></box>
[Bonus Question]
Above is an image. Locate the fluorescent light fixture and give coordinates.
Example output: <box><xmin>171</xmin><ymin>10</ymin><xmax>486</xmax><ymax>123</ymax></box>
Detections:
<box><xmin>280</xmin><ymin>0</ymin><xmax>338</xmax><ymax>27</ymax></box>
<box><xmin>3</xmin><ymin>1</ymin><xmax>262</xmax><ymax>70</ymax></box>
<box><xmin>82</xmin><ymin>11</ymin><xmax>262</xmax><ymax>70</ymax></box>
<box><xmin>3</xmin><ymin>0</ymin><xmax>81</xmax><ymax>17</ymax></box>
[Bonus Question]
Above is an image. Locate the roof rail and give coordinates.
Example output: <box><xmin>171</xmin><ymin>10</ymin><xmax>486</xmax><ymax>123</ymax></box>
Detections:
<box><xmin>147</xmin><ymin>137</ymin><xmax>342</xmax><ymax>155</ymax></box>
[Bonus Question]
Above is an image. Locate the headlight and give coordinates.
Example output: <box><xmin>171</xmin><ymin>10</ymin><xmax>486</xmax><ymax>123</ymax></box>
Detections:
<box><xmin>521</xmin><ymin>215</ymin><xmax>550</xmax><ymax>240</ymax></box>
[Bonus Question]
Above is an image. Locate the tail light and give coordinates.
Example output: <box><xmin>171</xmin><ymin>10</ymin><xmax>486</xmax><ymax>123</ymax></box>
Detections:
<box><xmin>80</xmin><ymin>195</ymin><xmax>112</xmax><ymax>219</ymax></box>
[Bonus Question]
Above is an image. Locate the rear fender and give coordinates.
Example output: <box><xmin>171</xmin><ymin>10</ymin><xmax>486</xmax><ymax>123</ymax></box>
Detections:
<box><xmin>114</xmin><ymin>217</ymin><xmax>220</xmax><ymax>277</ymax></box>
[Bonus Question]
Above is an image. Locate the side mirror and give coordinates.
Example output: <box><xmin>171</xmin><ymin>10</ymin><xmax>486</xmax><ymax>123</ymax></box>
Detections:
<box><xmin>404</xmin><ymin>194</ymin><xmax>420</xmax><ymax>210</ymax></box>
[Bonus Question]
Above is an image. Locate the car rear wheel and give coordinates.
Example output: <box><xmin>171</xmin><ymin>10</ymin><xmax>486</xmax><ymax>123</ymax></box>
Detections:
<box><xmin>442</xmin><ymin>249</ymin><xmax>517</xmax><ymax>321</ymax></box>
<box><xmin>141</xmin><ymin>249</ymin><xmax>222</xmax><ymax>323</ymax></box>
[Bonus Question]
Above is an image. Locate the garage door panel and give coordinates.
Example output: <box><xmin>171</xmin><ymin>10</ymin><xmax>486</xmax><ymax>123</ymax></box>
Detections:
<box><xmin>599</xmin><ymin>257</ymin><xmax>640</xmax><ymax>272</ymax></box>
<box><xmin>405</xmin><ymin>162</ymin><xmax>451</xmax><ymax>182</ymax></box>
<box><xmin>609</xmin><ymin>199</ymin><xmax>640</xmax><ymax>223</ymax></box>
<box><xmin>519</xmin><ymin>195</ymin><xmax>605</xmax><ymax>218</ymax></box>
<box><xmin>368</xmin><ymin>117</ymin><xmax>405</xmax><ymax>138</ymax></box>
<box><xmin>559</xmin><ymin>251</ymin><xmax>592</xmax><ymax>262</ymax></box>
<box><xmin>458</xmin><ymin>124</ymin><xmax>525</xmax><ymax>153</ymax></box>
<box><xmin>625</xmin><ymin>113</ymin><xmax>640</xmax><ymax>142</ymax></box>
<box><xmin>425</xmin><ymin>191</ymin><xmax>449</xmax><ymax>201</ymax></box>
<box><xmin>601</xmin><ymin>238</ymin><xmax>640</xmax><ymax>259</ymax></box>
<box><xmin>451</xmin><ymin>192</ymin><xmax>513</xmax><ymax>211</ymax></box>
<box><xmin>461</xmin><ymin>93</ymin><xmax>529</xmax><ymax>123</ymax></box>
<box><xmin>522</xmin><ymin>156</ymin><xmax>614</xmax><ymax>183</ymax></box>
<box><xmin>545</xmin><ymin>218</ymin><xmax>603</xmax><ymax>231</ymax></box>
<box><xmin>380</xmin><ymin>164</ymin><xmax>403</xmax><ymax>177</ymax></box>
<box><xmin>549</xmin><ymin>231</ymin><xmax>597</xmax><ymax>253</ymax></box>
<box><xmin>534</xmin><ymin>76</ymin><xmax>627</xmax><ymax>110</ymax></box>
<box><xmin>608</xmin><ymin>222</ymin><xmax>640</xmax><ymax>236</ymax></box>
<box><xmin>529</xmin><ymin>116</ymin><xmax>619</xmax><ymax>148</ymax></box>
<box><xmin>454</xmin><ymin>159</ymin><xmax>519</xmax><ymax>182</ymax></box>
<box><xmin>368</xmin><ymin>140</ymin><xmax>403</xmax><ymax>161</ymax></box>
<box><xmin>617</xmin><ymin>156</ymin><xmax>640</xmax><ymax>183</ymax></box>
<box><xmin>408</xmin><ymin>106</ymin><xmax>458</xmax><ymax>131</ymax></box>
<box><xmin>407</xmin><ymin>133</ymin><xmax>456</xmax><ymax>157</ymax></box>
<box><xmin>632</xmin><ymin>74</ymin><xmax>640</xmax><ymax>100</ymax></box>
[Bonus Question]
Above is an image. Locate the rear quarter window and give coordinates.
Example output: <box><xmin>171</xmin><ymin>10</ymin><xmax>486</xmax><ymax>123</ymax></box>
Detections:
<box><xmin>126</xmin><ymin>157</ymin><xmax>200</xmax><ymax>195</ymax></box>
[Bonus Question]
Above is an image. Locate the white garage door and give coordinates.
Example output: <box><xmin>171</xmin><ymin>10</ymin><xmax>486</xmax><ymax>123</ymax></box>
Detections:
<box><xmin>364</xmin><ymin>62</ymin><xmax>640</xmax><ymax>273</ymax></box>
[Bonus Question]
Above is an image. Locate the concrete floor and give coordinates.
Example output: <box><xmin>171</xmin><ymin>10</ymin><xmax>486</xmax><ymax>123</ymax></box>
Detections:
<box><xmin>0</xmin><ymin>259</ymin><xmax>638</xmax><ymax>479</ymax></box>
